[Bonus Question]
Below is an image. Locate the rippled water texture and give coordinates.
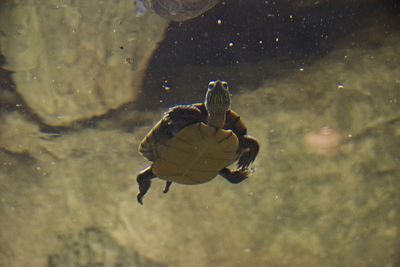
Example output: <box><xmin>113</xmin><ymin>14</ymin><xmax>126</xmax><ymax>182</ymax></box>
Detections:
<box><xmin>0</xmin><ymin>1</ymin><xmax>399</xmax><ymax>267</ymax></box>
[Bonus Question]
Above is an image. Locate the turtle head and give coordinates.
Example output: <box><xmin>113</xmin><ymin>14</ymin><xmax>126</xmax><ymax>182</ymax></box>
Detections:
<box><xmin>205</xmin><ymin>80</ymin><xmax>231</xmax><ymax>114</ymax></box>
<box><xmin>205</xmin><ymin>80</ymin><xmax>231</xmax><ymax>129</ymax></box>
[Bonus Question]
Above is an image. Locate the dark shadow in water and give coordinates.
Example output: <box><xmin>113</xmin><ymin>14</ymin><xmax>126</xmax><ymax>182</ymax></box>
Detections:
<box><xmin>0</xmin><ymin>54</ymin><xmax>15</xmax><ymax>92</ymax></box>
<box><xmin>0</xmin><ymin>54</ymin><xmax>17</xmax><ymax>112</ymax></box>
<box><xmin>137</xmin><ymin>0</ymin><xmax>400</xmax><ymax>110</ymax></box>
<box><xmin>0</xmin><ymin>54</ymin><xmax>67</xmax><ymax>134</ymax></box>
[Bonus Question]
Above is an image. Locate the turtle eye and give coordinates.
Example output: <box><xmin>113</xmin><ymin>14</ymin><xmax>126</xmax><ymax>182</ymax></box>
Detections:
<box><xmin>221</xmin><ymin>81</ymin><xmax>228</xmax><ymax>89</ymax></box>
<box><xmin>208</xmin><ymin>81</ymin><xmax>216</xmax><ymax>90</ymax></box>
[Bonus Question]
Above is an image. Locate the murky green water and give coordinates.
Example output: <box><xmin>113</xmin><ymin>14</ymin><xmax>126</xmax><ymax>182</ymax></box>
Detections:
<box><xmin>0</xmin><ymin>1</ymin><xmax>399</xmax><ymax>267</ymax></box>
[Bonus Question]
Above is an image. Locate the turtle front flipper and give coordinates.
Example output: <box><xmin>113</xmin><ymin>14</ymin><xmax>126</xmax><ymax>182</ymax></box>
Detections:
<box><xmin>223</xmin><ymin>109</ymin><xmax>259</xmax><ymax>169</ymax></box>
<box><xmin>137</xmin><ymin>166</ymin><xmax>156</xmax><ymax>205</ymax></box>
<box><xmin>237</xmin><ymin>135</ymin><xmax>260</xmax><ymax>169</ymax></box>
<box><xmin>166</xmin><ymin>105</ymin><xmax>204</xmax><ymax>135</ymax></box>
<box><xmin>219</xmin><ymin>167</ymin><xmax>251</xmax><ymax>184</ymax></box>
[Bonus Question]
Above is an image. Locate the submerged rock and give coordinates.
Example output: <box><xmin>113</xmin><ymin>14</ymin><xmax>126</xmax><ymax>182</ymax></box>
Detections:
<box><xmin>0</xmin><ymin>1</ymin><xmax>168</xmax><ymax>126</ymax></box>
<box><xmin>47</xmin><ymin>228</ymin><xmax>165</xmax><ymax>267</ymax></box>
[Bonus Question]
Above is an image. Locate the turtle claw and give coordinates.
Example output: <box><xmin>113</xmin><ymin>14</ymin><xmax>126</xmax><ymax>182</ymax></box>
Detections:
<box><xmin>237</xmin><ymin>150</ymin><xmax>254</xmax><ymax>169</ymax></box>
<box><xmin>137</xmin><ymin>193</ymin><xmax>144</xmax><ymax>205</ymax></box>
<box><xmin>163</xmin><ymin>181</ymin><xmax>172</xmax><ymax>193</ymax></box>
<box><xmin>237</xmin><ymin>168</ymin><xmax>253</xmax><ymax>181</ymax></box>
<box><xmin>238</xmin><ymin>135</ymin><xmax>259</xmax><ymax>169</ymax></box>
<box><xmin>237</xmin><ymin>151</ymin><xmax>251</xmax><ymax>169</ymax></box>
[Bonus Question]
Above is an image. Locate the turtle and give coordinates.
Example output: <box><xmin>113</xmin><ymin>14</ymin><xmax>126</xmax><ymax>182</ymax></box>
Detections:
<box><xmin>136</xmin><ymin>80</ymin><xmax>259</xmax><ymax>204</ymax></box>
<box><xmin>135</xmin><ymin>0</ymin><xmax>220</xmax><ymax>21</ymax></box>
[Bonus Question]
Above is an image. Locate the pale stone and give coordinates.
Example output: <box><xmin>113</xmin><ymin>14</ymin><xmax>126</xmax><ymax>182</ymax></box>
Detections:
<box><xmin>0</xmin><ymin>0</ymin><xmax>168</xmax><ymax>126</ymax></box>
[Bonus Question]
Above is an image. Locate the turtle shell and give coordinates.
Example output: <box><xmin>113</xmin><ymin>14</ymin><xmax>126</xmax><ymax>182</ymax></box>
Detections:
<box><xmin>152</xmin><ymin>122</ymin><xmax>239</xmax><ymax>185</ymax></box>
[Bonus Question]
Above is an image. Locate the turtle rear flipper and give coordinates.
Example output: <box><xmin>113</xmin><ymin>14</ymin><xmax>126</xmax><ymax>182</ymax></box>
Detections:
<box><xmin>219</xmin><ymin>167</ymin><xmax>251</xmax><ymax>184</ymax></box>
<box><xmin>136</xmin><ymin>167</ymin><xmax>156</xmax><ymax>205</ymax></box>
